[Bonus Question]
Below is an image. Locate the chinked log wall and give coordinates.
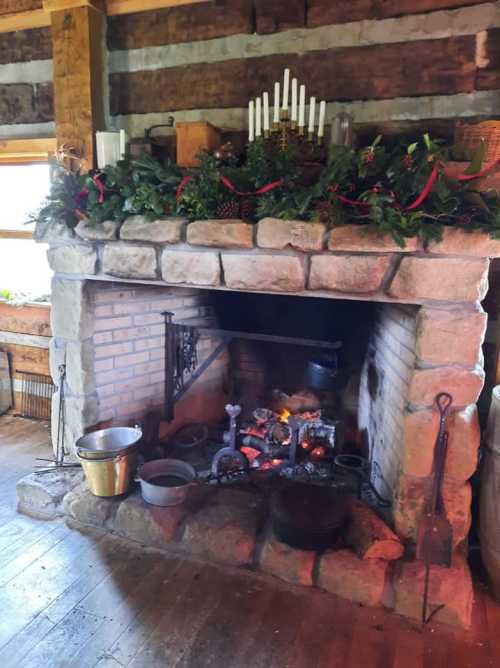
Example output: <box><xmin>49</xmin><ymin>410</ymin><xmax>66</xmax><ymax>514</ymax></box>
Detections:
<box><xmin>0</xmin><ymin>1</ymin><xmax>499</xmax><ymax>139</ymax></box>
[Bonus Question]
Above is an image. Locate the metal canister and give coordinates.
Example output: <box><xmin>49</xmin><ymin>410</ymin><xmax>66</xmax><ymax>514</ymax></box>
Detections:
<box><xmin>77</xmin><ymin>449</ymin><xmax>138</xmax><ymax>497</ymax></box>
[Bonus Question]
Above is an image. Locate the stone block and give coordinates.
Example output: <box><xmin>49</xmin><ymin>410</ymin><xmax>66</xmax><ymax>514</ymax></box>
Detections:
<box><xmin>257</xmin><ymin>218</ymin><xmax>325</xmax><ymax>252</ymax></box>
<box><xmin>62</xmin><ymin>483</ymin><xmax>119</xmax><ymax>527</ymax></box>
<box><xmin>16</xmin><ymin>469</ymin><xmax>84</xmax><ymax>520</ymax></box>
<box><xmin>402</xmin><ymin>405</ymin><xmax>480</xmax><ymax>481</ymax></box>
<box><xmin>75</xmin><ymin>219</ymin><xmax>120</xmax><ymax>241</ymax></box>
<box><xmin>183</xmin><ymin>488</ymin><xmax>264</xmax><ymax>566</ymax></box>
<box><xmin>34</xmin><ymin>219</ymin><xmax>75</xmax><ymax>243</ymax></box>
<box><xmin>309</xmin><ymin>254</ymin><xmax>391</xmax><ymax>293</ymax></box>
<box><xmin>328</xmin><ymin>225</ymin><xmax>419</xmax><ymax>253</ymax></box>
<box><xmin>408</xmin><ymin>367</ymin><xmax>485</xmax><ymax>408</ymax></box>
<box><xmin>51</xmin><ymin>278</ymin><xmax>94</xmax><ymax>340</ymax></box>
<box><xmin>187</xmin><ymin>219</ymin><xmax>253</xmax><ymax>249</ymax></box>
<box><xmin>114</xmin><ymin>492</ymin><xmax>187</xmax><ymax>548</ymax></box>
<box><xmin>442</xmin><ymin>480</ymin><xmax>472</xmax><ymax>548</ymax></box>
<box><xmin>393</xmin><ymin>474</ymin><xmax>431</xmax><ymax>542</ymax></box>
<box><xmin>48</xmin><ymin>245</ymin><xmax>97</xmax><ymax>275</ymax></box>
<box><xmin>416</xmin><ymin>307</ymin><xmax>487</xmax><ymax>366</ymax></box>
<box><xmin>429</xmin><ymin>227</ymin><xmax>500</xmax><ymax>258</ymax></box>
<box><xmin>222</xmin><ymin>253</ymin><xmax>305</xmax><ymax>292</ymax></box>
<box><xmin>259</xmin><ymin>528</ymin><xmax>315</xmax><ymax>586</ymax></box>
<box><xmin>120</xmin><ymin>216</ymin><xmax>187</xmax><ymax>243</ymax></box>
<box><xmin>50</xmin><ymin>337</ymin><xmax>94</xmax><ymax>396</ymax></box>
<box><xmin>387</xmin><ymin>256</ymin><xmax>489</xmax><ymax>302</ymax></box>
<box><xmin>317</xmin><ymin>549</ymin><xmax>388</xmax><ymax>608</ymax></box>
<box><xmin>102</xmin><ymin>244</ymin><xmax>158</xmax><ymax>279</ymax></box>
<box><xmin>161</xmin><ymin>250</ymin><xmax>221</xmax><ymax>286</ymax></box>
<box><xmin>393</xmin><ymin>554</ymin><xmax>473</xmax><ymax>628</ymax></box>
<box><xmin>52</xmin><ymin>392</ymin><xmax>99</xmax><ymax>460</ymax></box>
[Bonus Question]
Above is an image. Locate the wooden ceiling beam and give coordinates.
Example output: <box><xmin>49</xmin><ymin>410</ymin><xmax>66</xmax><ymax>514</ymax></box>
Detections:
<box><xmin>0</xmin><ymin>0</ymin><xmax>209</xmax><ymax>32</ymax></box>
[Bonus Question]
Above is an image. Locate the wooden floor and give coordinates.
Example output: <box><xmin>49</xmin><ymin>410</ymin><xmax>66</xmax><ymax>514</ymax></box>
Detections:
<box><xmin>0</xmin><ymin>416</ymin><xmax>499</xmax><ymax>668</ymax></box>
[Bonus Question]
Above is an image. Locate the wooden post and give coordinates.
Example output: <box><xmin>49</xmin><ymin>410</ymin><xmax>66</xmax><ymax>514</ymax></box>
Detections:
<box><xmin>43</xmin><ymin>0</ymin><xmax>106</xmax><ymax>171</ymax></box>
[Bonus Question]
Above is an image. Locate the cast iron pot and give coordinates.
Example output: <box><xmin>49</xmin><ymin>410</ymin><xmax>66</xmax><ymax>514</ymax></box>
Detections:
<box><xmin>270</xmin><ymin>483</ymin><xmax>349</xmax><ymax>551</ymax></box>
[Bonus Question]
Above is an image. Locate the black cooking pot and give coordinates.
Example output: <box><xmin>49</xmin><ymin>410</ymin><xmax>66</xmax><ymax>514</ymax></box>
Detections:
<box><xmin>306</xmin><ymin>354</ymin><xmax>338</xmax><ymax>392</ymax></box>
<box><xmin>271</xmin><ymin>483</ymin><xmax>348</xmax><ymax>551</ymax></box>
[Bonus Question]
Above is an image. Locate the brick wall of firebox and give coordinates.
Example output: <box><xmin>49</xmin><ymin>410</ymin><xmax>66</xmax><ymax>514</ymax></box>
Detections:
<box><xmin>358</xmin><ymin>304</ymin><xmax>418</xmax><ymax>503</ymax></box>
<box><xmin>88</xmin><ymin>282</ymin><xmax>229</xmax><ymax>427</ymax></box>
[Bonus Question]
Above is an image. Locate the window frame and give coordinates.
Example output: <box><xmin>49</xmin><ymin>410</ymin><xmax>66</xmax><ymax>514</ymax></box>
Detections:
<box><xmin>0</xmin><ymin>138</ymin><xmax>56</xmax><ymax>240</ymax></box>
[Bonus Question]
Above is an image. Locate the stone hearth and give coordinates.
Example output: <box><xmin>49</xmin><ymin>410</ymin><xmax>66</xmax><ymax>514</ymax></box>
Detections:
<box><xmin>16</xmin><ymin>471</ymin><xmax>472</xmax><ymax>628</ymax></box>
<box><xmin>34</xmin><ymin>215</ymin><xmax>500</xmax><ymax>629</ymax></box>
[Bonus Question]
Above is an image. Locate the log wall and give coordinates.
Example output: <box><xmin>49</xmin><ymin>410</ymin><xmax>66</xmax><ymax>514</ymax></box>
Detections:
<box><xmin>0</xmin><ymin>1</ymin><xmax>499</xmax><ymax>142</ymax></box>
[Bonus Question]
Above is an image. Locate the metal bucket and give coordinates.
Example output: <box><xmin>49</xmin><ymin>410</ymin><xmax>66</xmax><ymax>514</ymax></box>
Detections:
<box><xmin>77</xmin><ymin>449</ymin><xmax>138</xmax><ymax>497</ymax></box>
<box><xmin>76</xmin><ymin>427</ymin><xmax>142</xmax><ymax>460</ymax></box>
<box><xmin>138</xmin><ymin>459</ymin><xmax>196</xmax><ymax>507</ymax></box>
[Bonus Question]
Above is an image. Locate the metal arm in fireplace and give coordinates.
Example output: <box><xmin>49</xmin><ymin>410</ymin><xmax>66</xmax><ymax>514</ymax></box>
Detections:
<box><xmin>162</xmin><ymin>311</ymin><xmax>341</xmax><ymax>422</ymax></box>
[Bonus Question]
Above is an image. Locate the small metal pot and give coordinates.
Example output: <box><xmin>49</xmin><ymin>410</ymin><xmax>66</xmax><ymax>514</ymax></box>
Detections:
<box><xmin>306</xmin><ymin>355</ymin><xmax>338</xmax><ymax>391</ymax></box>
<box><xmin>76</xmin><ymin>427</ymin><xmax>142</xmax><ymax>460</ymax></box>
<box><xmin>138</xmin><ymin>458</ymin><xmax>196</xmax><ymax>507</ymax></box>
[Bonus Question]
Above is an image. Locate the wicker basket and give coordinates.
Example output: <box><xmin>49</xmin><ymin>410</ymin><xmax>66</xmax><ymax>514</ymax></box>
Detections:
<box><xmin>455</xmin><ymin>120</ymin><xmax>500</xmax><ymax>163</ymax></box>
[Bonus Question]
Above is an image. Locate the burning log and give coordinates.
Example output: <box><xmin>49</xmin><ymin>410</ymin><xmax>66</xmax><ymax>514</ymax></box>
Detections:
<box><xmin>346</xmin><ymin>500</ymin><xmax>404</xmax><ymax>561</ymax></box>
<box><xmin>271</xmin><ymin>389</ymin><xmax>321</xmax><ymax>415</ymax></box>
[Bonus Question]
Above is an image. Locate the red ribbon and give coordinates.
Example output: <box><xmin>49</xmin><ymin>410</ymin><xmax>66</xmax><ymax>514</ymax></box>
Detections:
<box><xmin>92</xmin><ymin>175</ymin><xmax>105</xmax><ymax>204</ymax></box>
<box><xmin>405</xmin><ymin>166</ymin><xmax>438</xmax><ymax>211</ymax></box>
<box><xmin>219</xmin><ymin>175</ymin><xmax>284</xmax><ymax>197</ymax></box>
<box><xmin>176</xmin><ymin>175</ymin><xmax>194</xmax><ymax>202</ymax></box>
<box><xmin>75</xmin><ymin>187</ymin><xmax>89</xmax><ymax>205</ymax></box>
<box><xmin>458</xmin><ymin>158</ymin><xmax>500</xmax><ymax>182</ymax></box>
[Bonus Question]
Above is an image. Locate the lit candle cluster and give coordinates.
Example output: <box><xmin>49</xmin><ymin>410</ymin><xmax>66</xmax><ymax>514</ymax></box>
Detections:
<box><xmin>248</xmin><ymin>69</ymin><xmax>327</xmax><ymax>143</ymax></box>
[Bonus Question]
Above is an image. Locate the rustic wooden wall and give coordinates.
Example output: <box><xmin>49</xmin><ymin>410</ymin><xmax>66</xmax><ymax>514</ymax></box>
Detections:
<box><xmin>0</xmin><ymin>303</ymin><xmax>51</xmax><ymax>412</ymax></box>
<box><xmin>0</xmin><ymin>0</ymin><xmax>499</xmax><ymax>142</ymax></box>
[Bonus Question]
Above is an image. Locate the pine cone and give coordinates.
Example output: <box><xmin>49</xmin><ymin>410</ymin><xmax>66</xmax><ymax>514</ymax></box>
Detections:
<box><xmin>239</xmin><ymin>198</ymin><xmax>255</xmax><ymax>221</ymax></box>
<box><xmin>216</xmin><ymin>199</ymin><xmax>240</xmax><ymax>219</ymax></box>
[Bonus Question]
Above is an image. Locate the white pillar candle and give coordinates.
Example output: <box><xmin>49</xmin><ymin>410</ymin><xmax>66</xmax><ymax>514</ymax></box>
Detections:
<box><xmin>248</xmin><ymin>100</ymin><xmax>255</xmax><ymax>142</ymax></box>
<box><xmin>273</xmin><ymin>82</ymin><xmax>280</xmax><ymax>124</ymax></box>
<box><xmin>308</xmin><ymin>96</ymin><xmax>316</xmax><ymax>134</ymax></box>
<box><xmin>282</xmin><ymin>68</ymin><xmax>290</xmax><ymax>111</ymax></box>
<box><xmin>263</xmin><ymin>92</ymin><xmax>270</xmax><ymax>132</ymax></box>
<box><xmin>255</xmin><ymin>97</ymin><xmax>262</xmax><ymax>137</ymax></box>
<box><xmin>291</xmin><ymin>78</ymin><xmax>298</xmax><ymax>122</ymax></box>
<box><xmin>318</xmin><ymin>100</ymin><xmax>326</xmax><ymax>137</ymax></box>
<box><xmin>298</xmin><ymin>85</ymin><xmax>306</xmax><ymax>128</ymax></box>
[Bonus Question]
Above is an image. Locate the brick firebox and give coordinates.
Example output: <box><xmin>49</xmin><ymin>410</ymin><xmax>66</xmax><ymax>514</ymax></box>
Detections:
<box><xmin>38</xmin><ymin>216</ymin><xmax>499</xmax><ymax>626</ymax></box>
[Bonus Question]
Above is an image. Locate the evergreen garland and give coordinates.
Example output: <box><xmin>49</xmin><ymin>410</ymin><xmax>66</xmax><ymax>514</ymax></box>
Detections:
<box><xmin>30</xmin><ymin>135</ymin><xmax>500</xmax><ymax>247</ymax></box>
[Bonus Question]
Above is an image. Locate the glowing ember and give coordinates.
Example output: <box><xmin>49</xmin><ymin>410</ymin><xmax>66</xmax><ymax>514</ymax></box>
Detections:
<box><xmin>240</xmin><ymin>446</ymin><xmax>261</xmax><ymax>464</ymax></box>
<box><xmin>271</xmin><ymin>458</ymin><xmax>283</xmax><ymax>466</ymax></box>
<box><xmin>310</xmin><ymin>446</ymin><xmax>326</xmax><ymax>460</ymax></box>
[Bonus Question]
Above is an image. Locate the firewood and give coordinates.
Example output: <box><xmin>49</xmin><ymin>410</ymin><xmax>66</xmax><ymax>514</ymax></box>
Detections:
<box><xmin>346</xmin><ymin>500</ymin><xmax>404</xmax><ymax>561</ymax></box>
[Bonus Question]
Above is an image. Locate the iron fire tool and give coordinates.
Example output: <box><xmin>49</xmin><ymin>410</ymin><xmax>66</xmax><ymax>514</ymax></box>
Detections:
<box><xmin>211</xmin><ymin>404</ymin><xmax>249</xmax><ymax>476</ymax></box>
<box><xmin>416</xmin><ymin>392</ymin><xmax>454</xmax><ymax>625</ymax></box>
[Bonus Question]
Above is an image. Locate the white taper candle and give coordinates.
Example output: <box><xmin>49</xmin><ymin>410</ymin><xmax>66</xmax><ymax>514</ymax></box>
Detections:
<box><xmin>263</xmin><ymin>92</ymin><xmax>270</xmax><ymax>132</ymax></box>
<box><xmin>273</xmin><ymin>82</ymin><xmax>280</xmax><ymax>124</ymax></box>
<box><xmin>298</xmin><ymin>85</ymin><xmax>306</xmax><ymax>128</ymax></box>
<box><xmin>291</xmin><ymin>78</ymin><xmax>298</xmax><ymax>122</ymax></box>
<box><xmin>255</xmin><ymin>96</ymin><xmax>262</xmax><ymax>137</ymax></box>
<box><xmin>318</xmin><ymin>100</ymin><xmax>326</xmax><ymax>137</ymax></box>
<box><xmin>282</xmin><ymin>68</ymin><xmax>290</xmax><ymax>111</ymax></box>
<box><xmin>308</xmin><ymin>96</ymin><xmax>316</xmax><ymax>134</ymax></box>
<box><xmin>248</xmin><ymin>100</ymin><xmax>254</xmax><ymax>142</ymax></box>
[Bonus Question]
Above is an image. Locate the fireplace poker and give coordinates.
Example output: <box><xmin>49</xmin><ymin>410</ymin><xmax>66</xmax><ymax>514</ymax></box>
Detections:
<box><xmin>417</xmin><ymin>392</ymin><xmax>454</xmax><ymax>625</ymax></box>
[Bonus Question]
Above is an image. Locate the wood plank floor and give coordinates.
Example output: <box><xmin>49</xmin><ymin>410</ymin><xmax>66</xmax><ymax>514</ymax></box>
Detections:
<box><xmin>0</xmin><ymin>415</ymin><xmax>499</xmax><ymax>668</ymax></box>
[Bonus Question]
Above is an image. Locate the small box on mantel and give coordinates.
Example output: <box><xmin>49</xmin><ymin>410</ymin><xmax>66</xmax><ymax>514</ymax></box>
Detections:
<box><xmin>176</xmin><ymin>121</ymin><xmax>221</xmax><ymax>167</ymax></box>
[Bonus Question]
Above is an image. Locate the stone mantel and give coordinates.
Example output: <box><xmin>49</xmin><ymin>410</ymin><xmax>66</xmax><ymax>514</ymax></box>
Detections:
<box><xmin>40</xmin><ymin>217</ymin><xmax>500</xmax><ymax>306</ymax></box>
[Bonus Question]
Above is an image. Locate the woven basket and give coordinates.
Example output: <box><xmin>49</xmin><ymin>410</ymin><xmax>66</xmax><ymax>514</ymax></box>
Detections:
<box><xmin>455</xmin><ymin>121</ymin><xmax>500</xmax><ymax>163</ymax></box>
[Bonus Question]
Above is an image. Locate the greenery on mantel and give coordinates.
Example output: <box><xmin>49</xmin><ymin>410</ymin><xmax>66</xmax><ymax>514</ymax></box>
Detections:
<box><xmin>29</xmin><ymin>134</ymin><xmax>500</xmax><ymax>248</ymax></box>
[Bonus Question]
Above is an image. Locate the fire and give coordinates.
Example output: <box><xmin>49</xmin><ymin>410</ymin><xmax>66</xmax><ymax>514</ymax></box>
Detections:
<box><xmin>279</xmin><ymin>408</ymin><xmax>291</xmax><ymax>423</ymax></box>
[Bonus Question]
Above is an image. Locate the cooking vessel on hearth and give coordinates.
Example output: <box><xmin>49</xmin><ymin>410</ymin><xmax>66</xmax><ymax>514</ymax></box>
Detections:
<box><xmin>138</xmin><ymin>458</ymin><xmax>196</xmax><ymax>507</ymax></box>
<box><xmin>76</xmin><ymin>427</ymin><xmax>142</xmax><ymax>460</ymax></box>
<box><xmin>306</xmin><ymin>355</ymin><xmax>338</xmax><ymax>391</ymax></box>
<box><xmin>77</xmin><ymin>449</ymin><xmax>138</xmax><ymax>497</ymax></box>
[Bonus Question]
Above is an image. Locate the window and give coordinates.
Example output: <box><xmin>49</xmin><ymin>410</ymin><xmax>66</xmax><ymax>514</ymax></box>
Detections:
<box><xmin>0</xmin><ymin>139</ymin><xmax>56</xmax><ymax>301</ymax></box>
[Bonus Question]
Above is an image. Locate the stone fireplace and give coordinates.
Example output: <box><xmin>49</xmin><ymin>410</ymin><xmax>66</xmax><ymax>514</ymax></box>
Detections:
<box><xmin>32</xmin><ymin>215</ymin><xmax>499</xmax><ymax>627</ymax></box>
